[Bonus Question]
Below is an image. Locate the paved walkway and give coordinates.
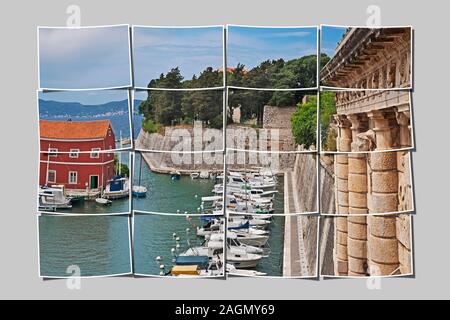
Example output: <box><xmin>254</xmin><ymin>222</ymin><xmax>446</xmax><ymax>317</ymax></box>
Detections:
<box><xmin>283</xmin><ymin>171</ymin><xmax>311</xmax><ymax>277</ymax></box>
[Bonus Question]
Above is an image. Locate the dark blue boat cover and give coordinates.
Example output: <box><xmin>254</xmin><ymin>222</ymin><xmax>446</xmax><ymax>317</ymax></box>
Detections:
<box><xmin>175</xmin><ymin>255</ymin><xmax>209</xmax><ymax>268</ymax></box>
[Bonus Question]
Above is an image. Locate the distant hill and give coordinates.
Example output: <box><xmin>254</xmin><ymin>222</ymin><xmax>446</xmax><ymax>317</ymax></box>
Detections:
<box><xmin>39</xmin><ymin>99</ymin><xmax>143</xmax><ymax>139</ymax></box>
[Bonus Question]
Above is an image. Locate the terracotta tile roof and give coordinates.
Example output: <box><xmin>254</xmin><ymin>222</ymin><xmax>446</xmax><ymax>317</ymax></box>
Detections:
<box><xmin>40</xmin><ymin>120</ymin><xmax>113</xmax><ymax>140</ymax></box>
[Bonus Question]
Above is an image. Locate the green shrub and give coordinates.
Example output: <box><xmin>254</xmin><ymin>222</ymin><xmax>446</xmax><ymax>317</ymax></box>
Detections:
<box><xmin>291</xmin><ymin>95</ymin><xmax>317</xmax><ymax>149</ymax></box>
<box><xmin>142</xmin><ymin>118</ymin><xmax>158</xmax><ymax>134</ymax></box>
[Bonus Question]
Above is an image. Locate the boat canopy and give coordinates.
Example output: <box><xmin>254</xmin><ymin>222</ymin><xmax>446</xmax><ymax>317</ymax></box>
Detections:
<box><xmin>200</xmin><ymin>216</ymin><xmax>218</xmax><ymax>222</ymax></box>
<box><xmin>171</xmin><ymin>265</ymin><xmax>200</xmax><ymax>276</ymax></box>
<box><xmin>109</xmin><ymin>175</ymin><xmax>125</xmax><ymax>191</ymax></box>
<box><xmin>228</xmin><ymin>221</ymin><xmax>250</xmax><ymax>230</ymax></box>
<box><xmin>175</xmin><ymin>255</ymin><xmax>209</xmax><ymax>268</ymax></box>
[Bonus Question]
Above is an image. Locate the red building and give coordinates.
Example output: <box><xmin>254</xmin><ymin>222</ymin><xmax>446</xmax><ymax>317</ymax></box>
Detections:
<box><xmin>39</xmin><ymin>120</ymin><xmax>116</xmax><ymax>190</ymax></box>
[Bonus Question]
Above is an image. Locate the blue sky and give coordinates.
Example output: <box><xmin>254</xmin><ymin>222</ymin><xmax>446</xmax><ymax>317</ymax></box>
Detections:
<box><xmin>38</xmin><ymin>90</ymin><xmax>129</xmax><ymax>105</ymax></box>
<box><xmin>227</xmin><ymin>26</ymin><xmax>317</xmax><ymax>69</ymax></box>
<box><xmin>39</xmin><ymin>25</ymin><xmax>131</xmax><ymax>89</ymax></box>
<box><xmin>321</xmin><ymin>26</ymin><xmax>346</xmax><ymax>59</ymax></box>
<box><xmin>133</xmin><ymin>26</ymin><xmax>224</xmax><ymax>87</ymax></box>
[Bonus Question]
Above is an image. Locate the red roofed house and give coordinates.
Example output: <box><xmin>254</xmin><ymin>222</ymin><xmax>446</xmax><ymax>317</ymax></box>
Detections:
<box><xmin>39</xmin><ymin>120</ymin><xmax>116</xmax><ymax>190</ymax></box>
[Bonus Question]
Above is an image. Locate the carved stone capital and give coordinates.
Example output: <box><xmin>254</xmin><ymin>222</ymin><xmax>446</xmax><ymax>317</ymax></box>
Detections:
<box><xmin>395</xmin><ymin>110</ymin><xmax>410</xmax><ymax>127</ymax></box>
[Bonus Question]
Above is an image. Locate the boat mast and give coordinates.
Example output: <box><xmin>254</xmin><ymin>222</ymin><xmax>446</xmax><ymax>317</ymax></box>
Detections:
<box><xmin>118</xmin><ymin>130</ymin><xmax>122</xmax><ymax>176</ymax></box>
<box><xmin>138</xmin><ymin>152</ymin><xmax>143</xmax><ymax>186</ymax></box>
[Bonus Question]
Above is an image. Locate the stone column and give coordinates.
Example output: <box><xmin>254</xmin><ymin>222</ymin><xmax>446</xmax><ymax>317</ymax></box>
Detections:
<box><xmin>347</xmin><ymin>114</ymin><xmax>369</xmax><ymax>276</ymax></box>
<box><xmin>333</xmin><ymin>115</ymin><xmax>351</xmax><ymax>276</ymax></box>
<box><xmin>369</xmin><ymin>110</ymin><xmax>393</xmax><ymax>150</ymax></box>
<box><xmin>396</xmin><ymin>109</ymin><xmax>411</xmax><ymax>148</ymax></box>
<box><xmin>367</xmin><ymin>110</ymin><xmax>400</xmax><ymax>276</ymax></box>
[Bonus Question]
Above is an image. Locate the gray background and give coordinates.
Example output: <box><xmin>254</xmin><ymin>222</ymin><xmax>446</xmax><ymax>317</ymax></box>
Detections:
<box><xmin>0</xmin><ymin>0</ymin><xmax>446</xmax><ymax>299</ymax></box>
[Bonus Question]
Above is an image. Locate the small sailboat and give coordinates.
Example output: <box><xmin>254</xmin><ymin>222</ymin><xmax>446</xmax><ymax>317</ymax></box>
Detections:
<box><xmin>132</xmin><ymin>154</ymin><xmax>148</xmax><ymax>197</ymax></box>
<box><xmin>132</xmin><ymin>186</ymin><xmax>147</xmax><ymax>198</ymax></box>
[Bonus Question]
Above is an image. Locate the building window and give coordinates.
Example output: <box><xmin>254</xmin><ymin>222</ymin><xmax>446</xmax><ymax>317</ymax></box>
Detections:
<box><xmin>91</xmin><ymin>148</ymin><xmax>101</xmax><ymax>158</ymax></box>
<box><xmin>69</xmin><ymin>149</ymin><xmax>79</xmax><ymax>158</ymax></box>
<box><xmin>47</xmin><ymin>170</ymin><xmax>56</xmax><ymax>183</ymax></box>
<box><xmin>48</xmin><ymin>148</ymin><xmax>58</xmax><ymax>157</ymax></box>
<box><xmin>68</xmin><ymin>171</ymin><xmax>77</xmax><ymax>184</ymax></box>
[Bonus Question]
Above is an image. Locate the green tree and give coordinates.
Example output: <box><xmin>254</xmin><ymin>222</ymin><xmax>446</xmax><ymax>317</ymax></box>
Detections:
<box><xmin>139</xmin><ymin>68</ymin><xmax>184</xmax><ymax>126</ymax></box>
<box><xmin>291</xmin><ymin>95</ymin><xmax>317</xmax><ymax>149</ymax></box>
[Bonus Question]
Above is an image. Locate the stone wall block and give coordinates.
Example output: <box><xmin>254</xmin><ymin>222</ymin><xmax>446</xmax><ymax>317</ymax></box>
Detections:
<box><xmin>336</xmin><ymin>164</ymin><xmax>349</xmax><ymax>179</ymax></box>
<box><xmin>336</xmin><ymin>260</ymin><xmax>348</xmax><ymax>274</ymax></box>
<box><xmin>369</xmin><ymin>235</ymin><xmax>399</xmax><ymax>264</ymax></box>
<box><xmin>370</xmin><ymin>153</ymin><xmax>397</xmax><ymax>171</ymax></box>
<box><xmin>348</xmin><ymin>215</ymin><xmax>367</xmax><ymax>224</ymax></box>
<box><xmin>372</xmin><ymin>171</ymin><xmax>398</xmax><ymax>193</ymax></box>
<box><xmin>337</xmin><ymin>178</ymin><xmax>348</xmax><ymax>192</ymax></box>
<box><xmin>337</xmin><ymin>191</ymin><xmax>349</xmax><ymax>206</ymax></box>
<box><xmin>348</xmin><ymin>238</ymin><xmax>368</xmax><ymax>258</ymax></box>
<box><xmin>336</xmin><ymin>217</ymin><xmax>348</xmax><ymax>232</ymax></box>
<box><xmin>337</xmin><ymin>230</ymin><xmax>348</xmax><ymax>246</ymax></box>
<box><xmin>348</xmin><ymin>173</ymin><xmax>368</xmax><ymax>192</ymax></box>
<box><xmin>349</xmin><ymin>207</ymin><xmax>369</xmax><ymax>215</ymax></box>
<box><xmin>348</xmin><ymin>222</ymin><xmax>368</xmax><ymax>240</ymax></box>
<box><xmin>348</xmin><ymin>258</ymin><xmax>367</xmax><ymax>275</ymax></box>
<box><xmin>348</xmin><ymin>192</ymin><xmax>368</xmax><ymax>208</ymax></box>
<box><xmin>336</xmin><ymin>155</ymin><xmax>349</xmax><ymax>165</ymax></box>
<box><xmin>369</xmin><ymin>215</ymin><xmax>397</xmax><ymax>237</ymax></box>
<box><xmin>370</xmin><ymin>193</ymin><xmax>399</xmax><ymax>213</ymax></box>
<box><xmin>336</xmin><ymin>244</ymin><xmax>349</xmax><ymax>261</ymax></box>
<box><xmin>348</xmin><ymin>156</ymin><xmax>367</xmax><ymax>174</ymax></box>
<box><xmin>369</xmin><ymin>261</ymin><xmax>399</xmax><ymax>276</ymax></box>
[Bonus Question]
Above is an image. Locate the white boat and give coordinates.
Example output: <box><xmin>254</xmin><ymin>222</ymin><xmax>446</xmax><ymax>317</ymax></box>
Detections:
<box><xmin>230</xmin><ymin>213</ymin><xmax>273</xmax><ymax>220</ymax></box>
<box><xmin>228</xmin><ymin>230</ymin><xmax>269</xmax><ymax>247</ymax></box>
<box><xmin>95</xmin><ymin>198</ymin><xmax>112</xmax><ymax>205</ymax></box>
<box><xmin>224</xmin><ymin>233</ymin><xmax>265</xmax><ymax>255</ymax></box>
<box><xmin>39</xmin><ymin>188</ymin><xmax>72</xmax><ymax>210</ymax></box>
<box><xmin>103</xmin><ymin>176</ymin><xmax>130</xmax><ymax>199</ymax></box>
<box><xmin>226</xmin><ymin>264</ymin><xmax>267</xmax><ymax>277</ymax></box>
<box><xmin>182</xmin><ymin>239</ymin><xmax>262</xmax><ymax>269</ymax></box>
<box><xmin>228</xmin><ymin>217</ymin><xmax>271</xmax><ymax>229</ymax></box>
<box><xmin>190</xmin><ymin>172</ymin><xmax>200</xmax><ymax>179</ymax></box>
<box><xmin>199</xmin><ymin>171</ymin><xmax>210</xmax><ymax>179</ymax></box>
<box><xmin>226</xmin><ymin>246</ymin><xmax>263</xmax><ymax>269</ymax></box>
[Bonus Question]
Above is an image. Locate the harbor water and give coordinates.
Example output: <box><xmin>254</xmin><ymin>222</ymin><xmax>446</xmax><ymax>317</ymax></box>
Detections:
<box><xmin>133</xmin><ymin>153</ymin><xmax>218</xmax><ymax>214</ymax></box>
<box><xmin>133</xmin><ymin>155</ymin><xmax>286</xmax><ymax>277</ymax></box>
<box><xmin>39</xmin><ymin>215</ymin><xmax>131</xmax><ymax>277</ymax></box>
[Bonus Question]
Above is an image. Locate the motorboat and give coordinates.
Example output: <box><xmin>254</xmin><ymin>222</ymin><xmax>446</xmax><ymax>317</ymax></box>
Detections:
<box><xmin>39</xmin><ymin>187</ymin><xmax>72</xmax><ymax>211</ymax></box>
<box><xmin>226</xmin><ymin>264</ymin><xmax>267</xmax><ymax>277</ymax></box>
<box><xmin>228</xmin><ymin>217</ymin><xmax>271</xmax><ymax>229</ymax></box>
<box><xmin>181</xmin><ymin>237</ymin><xmax>262</xmax><ymax>269</ymax></box>
<box><xmin>226</xmin><ymin>246</ymin><xmax>263</xmax><ymax>269</ymax></box>
<box><xmin>228</xmin><ymin>230</ymin><xmax>270</xmax><ymax>247</ymax></box>
<box><xmin>103</xmin><ymin>175</ymin><xmax>130</xmax><ymax>199</ymax></box>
